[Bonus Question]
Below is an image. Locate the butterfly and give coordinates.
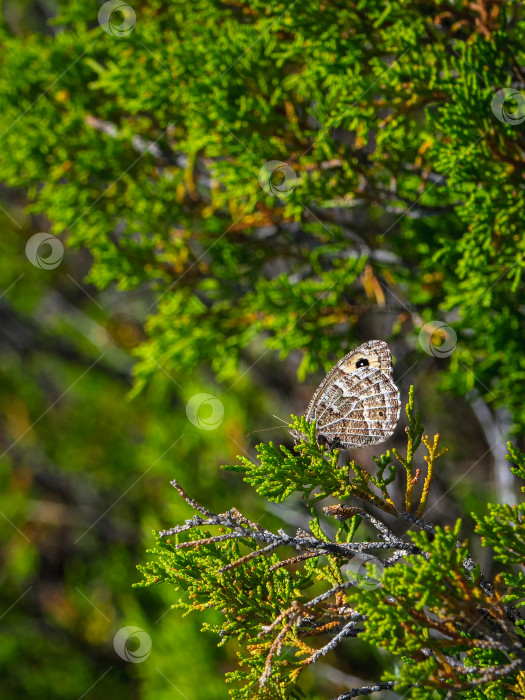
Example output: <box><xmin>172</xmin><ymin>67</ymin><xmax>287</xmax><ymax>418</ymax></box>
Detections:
<box><xmin>290</xmin><ymin>340</ymin><xmax>401</xmax><ymax>450</ymax></box>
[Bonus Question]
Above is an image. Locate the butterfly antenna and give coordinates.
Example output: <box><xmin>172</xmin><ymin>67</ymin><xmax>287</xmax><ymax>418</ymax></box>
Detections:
<box><xmin>245</xmin><ymin>425</ymin><xmax>288</xmax><ymax>438</ymax></box>
<box><xmin>272</xmin><ymin>414</ymin><xmax>290</xmax><ymax>425</ymax></box>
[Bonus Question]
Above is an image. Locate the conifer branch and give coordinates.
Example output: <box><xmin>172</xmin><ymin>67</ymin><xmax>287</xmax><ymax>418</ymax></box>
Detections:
<box><xmin>140</xmin><ymin>402</ymin><xmax>525</xmax><ymax>698</ymax></box>
<box><xmin>333</xmin><ymin>681</ymin><xmax>399</xmax><ymax>698</ymax></box>
<box><xmin>418</xmin><ymin>433</ymin><xmax>449</xmax><ymax>516</ymax></box>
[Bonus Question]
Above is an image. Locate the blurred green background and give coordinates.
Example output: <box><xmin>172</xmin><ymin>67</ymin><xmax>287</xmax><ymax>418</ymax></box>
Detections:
<box><xmin>1</xmin><ymin>0</ymin><xmax>524</xmax><ymax>698</ymax></box>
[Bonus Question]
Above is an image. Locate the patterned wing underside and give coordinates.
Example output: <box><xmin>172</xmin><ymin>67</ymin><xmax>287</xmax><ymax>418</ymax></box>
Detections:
<box><xmin>307</xmin><ymin>366</ymin><xmax>400</xmax><ymax>448</ymax></box>
<box><xmin>305</xmin><ymin>340</ymin><xmax>394</xmax><ymax>417</ymax></box>
<box><xmin>304</xmin><ymin>341</ymin><xmax>400</xmax><ymax>449</ymax></box>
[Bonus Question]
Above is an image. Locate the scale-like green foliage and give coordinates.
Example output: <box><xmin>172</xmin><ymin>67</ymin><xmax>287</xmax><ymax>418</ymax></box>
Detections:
<box><xmin>474</xmin><ymin>498</ymin><xmax>525</xmax><ymax>567</ymax></box>
<box><xmin>138</xmin><ymin>392</ymin><xmax>525</xmax><ymax>698</ymax></box>
<box><xmin>473</xmin><ymin>443</ymin><xmax>525</xmax><ymax>635</ymax></box>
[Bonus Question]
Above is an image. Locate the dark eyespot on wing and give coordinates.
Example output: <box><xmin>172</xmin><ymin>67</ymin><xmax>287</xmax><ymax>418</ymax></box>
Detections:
<box><xmin>299</xmin><ymin>342</ymin><xmax>400</xmax><ymax>450</ymax></box>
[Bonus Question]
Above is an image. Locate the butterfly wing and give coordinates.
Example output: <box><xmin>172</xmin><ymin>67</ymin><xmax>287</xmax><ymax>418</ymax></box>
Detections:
<box><xmin>306</xmin><ymin>341</ymin><xmax>400</xmax><ymax>449</ymax></box>
<box><xmin>305</xmin><ymin>340</ymin><xmax>394</xmax><ymax>418</ymax></box>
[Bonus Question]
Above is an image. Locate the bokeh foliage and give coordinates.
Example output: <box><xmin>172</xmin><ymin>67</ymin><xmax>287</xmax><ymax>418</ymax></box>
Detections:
<box><xmin>0</xmin><ymin>221</ymin><xmax>257</xmax><ymax>699</ymax></box>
